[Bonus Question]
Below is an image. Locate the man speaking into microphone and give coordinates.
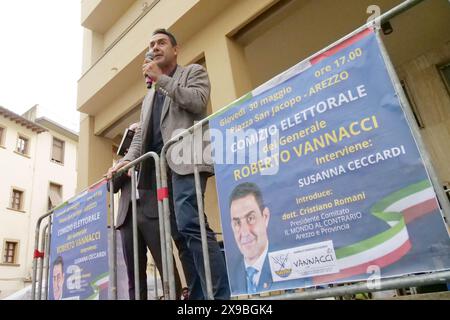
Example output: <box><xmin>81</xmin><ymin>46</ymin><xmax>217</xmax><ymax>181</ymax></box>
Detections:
<box><xmin>107</xmin><ymin>28</ymin><xmax>230</xmax><ymax>300</ymax></box>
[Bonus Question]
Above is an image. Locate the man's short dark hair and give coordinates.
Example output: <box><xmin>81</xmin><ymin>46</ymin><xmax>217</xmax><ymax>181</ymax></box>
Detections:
<box><xmin>229</xmin><ymin>182</ymin><xmax>265</xmax><ymax>212</ymax></box>
<box><xmin>152</xmin><ymin>28</ymin><xmax>177</xmax><ymax>46</ymax></box>
<box><xmin>53</xmin><ymin>256</ymin><xmax>64</xmax><ymax>269</ymax></box>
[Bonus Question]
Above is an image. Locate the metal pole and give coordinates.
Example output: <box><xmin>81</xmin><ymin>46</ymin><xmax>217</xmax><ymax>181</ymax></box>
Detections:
<box><xmin>254</xmin><ymin>270</ymin><xmax>450</xmax><ymax>300</ymax></box>
<box><xmin>378</xmin><ymin>0</ymin><xmax>425</xmax><ymax>22</ymax></box>
<box><xmin>193</xmin><ymin>165</ymin><xmax>214</xmax><ymax>300</ymax></box>
<box><xmin>130</xmin><ymin>167</ymin><xmax>141</xmax><ymax>300</ymax></box>
<box><xmin>108</xmin><ymin>152</ymin><xmax>163</xmax><ymax>300</ymax></box>
<box><xmin>31</xmin><ymin>211</ymin><xmax>53</xmax><ymax>300</ymax></box>
<box><xmin>153</xmin><ymin>262</ymin><xmax>159</xmax><ymax>300</ymax></box>
<box><xmin>160</xmin><ymin>151</ymin><xmax>176</xmax><ymax>300</ymax></box>
<box><xmin>37</xmin><ymin>223</ymin><xmax>48</xmax><ymax>300</ymax></box>
<box><xmin>44</xmin><ymin>216</ymin><xmax>52</xmax><ymax>300</ymax></box>
<box><xmin>153</xmin><ymin>154</ymin><xmax>170</xmax><ymax>299</ymax></box>
<box><xmin>108</xmin><ymin>179</ymin><xmax>118</xmax><ymax>300</ymax></box>
<box><xmin>375</xmin><ymin>31</ymin><xmax>450</xmax><ymax>222</ymax></box>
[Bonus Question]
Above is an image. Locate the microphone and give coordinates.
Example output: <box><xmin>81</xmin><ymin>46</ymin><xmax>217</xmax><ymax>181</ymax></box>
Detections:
<box><xmin>144</xmin><ymin>51</ymin><xmax>154</xmax><ymax>89</ymax></box>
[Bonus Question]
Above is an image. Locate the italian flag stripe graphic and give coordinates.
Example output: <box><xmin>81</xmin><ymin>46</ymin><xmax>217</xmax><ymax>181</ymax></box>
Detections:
<box><xmin>313</xmin><ymin>180</ymin><xmax>439</xmax><ymax>284</ymax></box>
<box><xmin>87</xmin><ymin>272</ymin><xmax>109</xmax><ymax>300</ymax></box>
<box><xmin>310</xmin><ymin>28</ymin><xmax>373</xmax><ymax>65</ymax></box>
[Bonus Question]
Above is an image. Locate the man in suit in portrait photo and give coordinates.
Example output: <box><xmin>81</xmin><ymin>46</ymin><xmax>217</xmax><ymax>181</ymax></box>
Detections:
<box><xmin>51</xmin><ymin>256</ymin><xmax>65</xmax><ymax>300</ymax></box>
<box><xmin>228</xmin><ymin>182</ymin><xmax>273</xmax><ymax>295</ymax></box>
<box><xmin>228</xmin><ymin>182</ymin><xmax>312</xmax><ymax>296</ymax></box>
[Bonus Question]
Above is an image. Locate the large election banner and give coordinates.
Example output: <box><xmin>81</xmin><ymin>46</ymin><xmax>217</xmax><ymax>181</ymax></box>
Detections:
<box><xmin>209</xmin><ymin>29</ymin><xmax>450</xmax><ymax>296</ymax></box>
<box><xmin>49</xmin><ymin>181</ymin><xmax>109</xmax><ymax>300</ymax></box>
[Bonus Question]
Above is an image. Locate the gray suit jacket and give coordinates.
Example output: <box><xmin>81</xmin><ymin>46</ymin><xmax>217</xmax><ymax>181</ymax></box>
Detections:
<box><xmin>123</xmin><ymin>63</ymin><xmax>213</xmax><ymax>190</ymax></box>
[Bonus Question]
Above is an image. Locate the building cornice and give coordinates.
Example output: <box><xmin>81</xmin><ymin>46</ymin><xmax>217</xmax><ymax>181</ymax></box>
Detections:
<box><xmin>35</xmin><ymin>117</ymin><xmax>79</xmax><ymax>142</ymax></box>
<box><xmin>0</xmin><ymin>106</ymin><xmax>47</xmax><ymax>134</ymax></box>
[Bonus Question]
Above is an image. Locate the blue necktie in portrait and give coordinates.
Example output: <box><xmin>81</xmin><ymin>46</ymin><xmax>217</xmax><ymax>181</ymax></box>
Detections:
<box><xmin>246</xmin><ymin>266</ymin><xmax>258</xmax><ymax>294</ymax></box>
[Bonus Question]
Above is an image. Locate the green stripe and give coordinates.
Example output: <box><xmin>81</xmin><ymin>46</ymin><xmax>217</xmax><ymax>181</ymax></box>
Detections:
<box><xmin>209</xmin><ymin>92</ymin><xmax>253</xmax><ymax>120</ymax></box>
<box><xmin>53</xmin><ymin>200</ymin><xmax>68</xmax><ymax>212</ymax></box>
<box><xmin>91</xmin><ymin>271</ymin><xmax>109</xmax><ymax>284</ymax></box>
<box><xmin>371</xmin><ymin>180</ymin><xmax>430</xmax><ymax>213</ymax></box>
<box><xmin>336</xmin><ymin>218</ymin><xmax>405</xmax><ymax>258</ymax></box>
<box><xmin>372</xmin><ymin>211</ymin><xmax>403</xmax><ymax>222</ymax></box>
<box><xmin>335</xmin><ymin>179</ymin><xmax>429</xmax><ymax>259</ymax></box>
<box><xmin>87</xmin><ymin>272</ymin><xmax>109</xmax><ymax>300</ymax></box>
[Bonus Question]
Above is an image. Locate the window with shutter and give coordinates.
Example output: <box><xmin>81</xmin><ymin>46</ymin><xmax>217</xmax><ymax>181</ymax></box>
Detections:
<box><xmin>16</xmin><ymin>136</ymin><xmax>29</xmax><ymax>155</ymax></box>
<box><xmin>3</xmin><ymin>241</ymin><xmax>18</xmax><ymax>264</ymax></box>
<box><xmin>10</xmin><ymin>189</ymin><xmax>23</xmax><ymax>211</ymax></box>
<box><xmin>51</xmin><ymin>137</ymin><xmax>65</xmax><ymax>164</ymax></box>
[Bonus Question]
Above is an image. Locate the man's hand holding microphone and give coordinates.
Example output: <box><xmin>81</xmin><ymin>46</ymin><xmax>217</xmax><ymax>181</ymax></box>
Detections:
<box><xmin>143</xmin><ymin>50</ymin><xmax>163</xmax><ymax>87</ymax></box>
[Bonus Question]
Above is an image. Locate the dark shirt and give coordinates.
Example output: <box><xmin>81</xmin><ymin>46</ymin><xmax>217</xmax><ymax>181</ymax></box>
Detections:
<box><xmin>147</xmin><ymin>65</ymin><xmax>178</xmax><ymax>155</ymax></box>
<box><xmin>148</xmin><ymin>89</ymin><xmax>164</xmax><ymax>154</ymax></box>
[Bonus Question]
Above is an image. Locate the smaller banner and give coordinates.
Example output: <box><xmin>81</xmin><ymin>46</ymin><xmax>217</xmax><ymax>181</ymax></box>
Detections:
<box><xmin>49</xmin><ymin>182</ymin><xmax>109</xmax><ymax>300</ymax></box>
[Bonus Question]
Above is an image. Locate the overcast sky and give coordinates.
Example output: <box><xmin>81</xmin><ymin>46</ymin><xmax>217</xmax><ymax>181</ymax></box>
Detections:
<box><xmin>0</xmin><ymin>1</ymin><xmax>82</xmax><ymax>132</ymax></box>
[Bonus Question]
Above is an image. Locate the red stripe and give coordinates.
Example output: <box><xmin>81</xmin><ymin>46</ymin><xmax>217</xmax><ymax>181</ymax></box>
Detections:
<box><xmin>313</xmin><ymin>239</ymin><xmax>411</xmax><ymax>285</ymax></box>
<box><xmin>157</xmin><ymin>188</ymin><xmax>169</xmax><ymax>201</ymax></box>
<box><xmin>310</xmin><ymin>195</ymin><xmax>437</xmax><ymax>284</ymax></box>
<box><xmin>99</xmin><ymin>282</ymin><xmax>109</xmax><ymax>290</ymax></box>
<box><xmin>89</xmin><ymin>179</ymin><xmax>108</xmax><ymax>192</ymax></box>
<box><xmin>311</xmin><ymin>28</ymin><xmax>373</xmax><ymax>65</ymax></box>
<box><xmin>403</xmin><ymin>198</ymin><xmax>438</xmax><ymax>224</ymax></box>
<box><xmin>34</xmin><ymin>249</ymin><xmax>45</xmax><ymax>259</ymax></box>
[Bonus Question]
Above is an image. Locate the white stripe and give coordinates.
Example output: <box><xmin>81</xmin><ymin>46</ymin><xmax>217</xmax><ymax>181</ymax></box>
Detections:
<box><xmin>94</xmin><ymin>276</ymin><xmax>109</xmax><ymax>286</ymax></box>
<box><xmin>334</xmin><ymin>187</ymin><xmax>436</xmax><ymax>271</ymax></box>
<box><xmin>385</xmin><ymin>188</ymin><xmax>435</xmax><ymax>213</ymax></box>
<box><xmin>338</xmin><ymin>225</ymin><xmax>409</xmax><ymax>269</ymax></box>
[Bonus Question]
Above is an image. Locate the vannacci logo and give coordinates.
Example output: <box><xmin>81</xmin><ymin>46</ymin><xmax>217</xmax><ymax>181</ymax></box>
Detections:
<box><xmin>272</xmin><ymin>254</ymin><xmax>292</xmax><ymax>278</ymax></box>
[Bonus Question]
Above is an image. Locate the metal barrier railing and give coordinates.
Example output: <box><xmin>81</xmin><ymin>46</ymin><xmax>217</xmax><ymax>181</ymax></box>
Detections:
<box><xmin>37</xmin><ymin>223</ymin><xmax>48</xmax><ymax>300</ymax></box>
<box><xmin>43</xmin><ymin>216</ymin><xmax>52</xmax><ymax>300</ymax></box>
<box><xmin>108</xmin><ymin>172</ymin><xmax>117</xmax><ymax>300</ymax></box>
<box><xmin>253</xmin><ymin>270</ymin><xmax>450</xmax><ymax>300</ymax></box>
<box><xmin>160</xmin><ymin>135</ymin><xmax>215</xmax><ymax>300</ymax></box>
<box><xmin>108</xmin><ymin>151</ymin><xmax>170</xmax><ymax>300</ymax></box>
<box><xmin>32</xmin><ymin>176</ymin><xmax>110</xmax><ymax>300</ymax></box>
<box><xmin>158</xmin><ymin>155</ymin><xmax>176</xmax><ymax>300</ymax></box>
<box><xmin>31</xmin><ymin>211</ymin><xmax>53</xmax><ymax>300</ymax></box>
<box><xmin>31</xmin><ymin>151</ymin><xmax>172</xmax><ymax>300</ymax></box>
<box><xmin>152</xmin><ymin>262</ymin><xmax>159</xmax><ymax>299</ymax></box>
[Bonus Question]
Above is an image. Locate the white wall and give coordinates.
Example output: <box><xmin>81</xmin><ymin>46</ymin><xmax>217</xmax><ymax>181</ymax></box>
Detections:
<box><xmin>0</xmin><ymin>116</ymin><xmax>78</xmax><ymax>298</ymax></box>
<box><xmin>0</xmin><ymin>118</ymin><xmax>37</xmax><ymax>297</ymax></box>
